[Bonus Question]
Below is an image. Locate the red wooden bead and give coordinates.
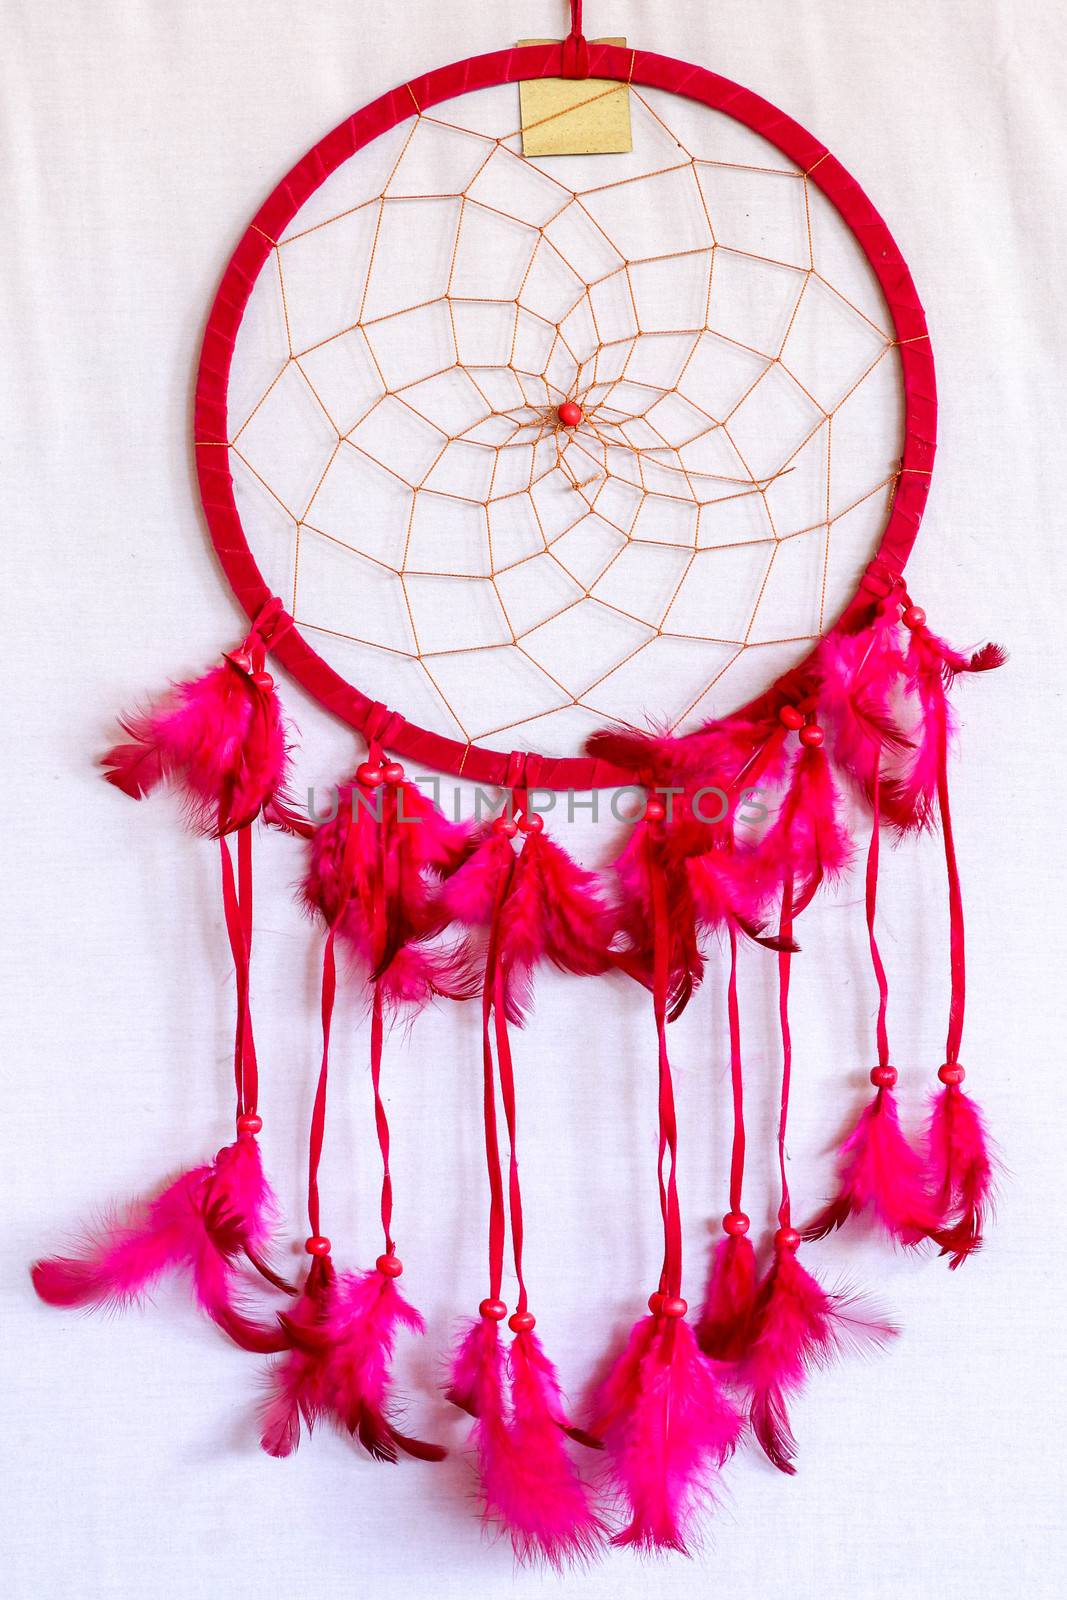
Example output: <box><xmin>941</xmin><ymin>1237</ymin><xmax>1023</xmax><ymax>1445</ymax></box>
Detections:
<box><xmin>356</xmin><ymin>762</ymin><xmax>384</xmax><ymax>787</ymax></box>
<box><xmin>870</xmin><ymin>1065</ymin><xmax>898</xmax><ymax>1089</ymax></box>
<box><xmin>722</xmin><ymin>1211</ymin><xmax>750</xmax><ymax>1237</ymax></box>
<box><xmin>236</xmin><ymin>1113</ymin><xmax>263</xmax><ymax>1135</ymax></box>
<box><xmin>799</xmin><ymin>723</ymin><xmax>825</xmax><ymax>748</ymax></box>
<box><xmin>520</xmin><ymin>810</ymin><xmax>544</xmax><ymax>834</ymax></box>
<box><xmin>647</xmin><ymin>1291</ymin><xmax>665</xmax><ymax>1315</ymax></box>
<box><xmin>661</xmin><ymin>1296</ymin><xmax>688</xmax><ymax>1319</ymax></box>
<box><xmin>251</xmin><ymin>671</ymin><xmax>274</xmax><ymax>692</ymax></box>
<box><xmin>902</xmin><ymin>605</ymin><xmax>927</xmax><ymax>630</ymax></box>
<box><xmin>774</xmin><ymin>1227</ymin><xmax>801</xmax><ymax>1253</ymax></box>
<box><xmin>376</xmin><ymin>1253</ymin><xmax>404</xmax><ymax>1278</ymax></box>
<box><xmin>508</xmin><ymin>1310</ymin><xmax>536</xmax><ymax>1333</ymax></box>
<box><xmin>779</xmin><ymin>704</ymin><xmax>805</xmax><ymax>730</ymax></box>
<box><xmin>382</xmin><ymin>761</ymin><xmax>405</xmax><ymax>783</ymax></box>
<box><xmin>557</xmin><ymin>400</ymin><xmax>582</xmax><ymax>427</ymax></box>
<box><xmin>228</xmin><ymin>650</ymin><xmax>252</xmax><ymax>673</ymax></box>
<box><xmin>938</xmin><ymin>1063</ymin><xmax>966</xmax><ymax>1085</ymax></box>
<box><xmin>305</xmin><ymin>1235</ymin><xmax>331</xmax><ymax>1257</ymax></box>
<box><xmin>644</xmin><ymin>797</ymin><xmax>666</xmax><ymax>821</ymax></box>
<box><xmin>493</xmin><ymin>815</ymin><xmax>518</xmax><ymax>838</ymax></box>
<box><xmin>479</xmin><ymin>1297</ymin><xmax>508</xmax><ymax>1321</ymax></box>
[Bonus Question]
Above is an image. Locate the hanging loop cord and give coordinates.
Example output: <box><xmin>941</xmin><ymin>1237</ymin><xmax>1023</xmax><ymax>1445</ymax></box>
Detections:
<box><xmin>648</xmin><ymin>820</ymin><xmax>684</xmax><ymax>1310</ymax></box>
<box><xmin>776</xmin><ymin>872</ymin><xmax>796</xmax><ymax>1237</ymax></box>
<box><xmin>562</xmin><ymin>0</ymin><xmax>590</xmax><ymax>78</ymax></box>
<box><xmin>726</xmin><ymin>925</ymin><xmax>747</xmax><ymax>1223</ymax></box>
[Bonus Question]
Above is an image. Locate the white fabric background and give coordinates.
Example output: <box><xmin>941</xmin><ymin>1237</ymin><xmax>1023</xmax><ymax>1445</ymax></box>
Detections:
<box><xmin>2</xmin><ymin>2</ymin><xmax>1064</xmax><ymax>1596</ymax></box>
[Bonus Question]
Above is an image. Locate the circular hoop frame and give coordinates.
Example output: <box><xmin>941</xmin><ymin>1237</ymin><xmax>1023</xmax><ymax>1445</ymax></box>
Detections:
<box><xmin>195</xmin><ymin>41</ymin><xmax>936</xmax><ymax>790</ymax></box>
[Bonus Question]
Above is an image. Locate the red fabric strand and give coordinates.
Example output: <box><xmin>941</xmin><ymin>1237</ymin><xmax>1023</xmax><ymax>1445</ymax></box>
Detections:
<box><xmin>865</xmin><ymin>772</ymin><xmax>891</xmax><ymax>1069</ymax></box>
<box><xmin>776</xmin><ymin>876</ymin><xmax>795</xmax><ymax>1230</ymax></box>
<box><xmin>650</xmin><ymin>831</ymin><xmax>683</xmax><ymax>1299</ymax></box>
<box><xmin>726</xmin><ymin>926</ymin><xmax>746</xmax><ymax>1217</ymax></box>
<box><xmin>937</xmin><ymin>722</ymin><xmax>966</xmax><ymax>1066</ymax></box>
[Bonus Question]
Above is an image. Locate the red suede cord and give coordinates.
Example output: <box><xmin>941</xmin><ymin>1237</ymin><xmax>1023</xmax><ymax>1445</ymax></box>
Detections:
<box><xmin>726</xmin><ymin>924</ymin><xmax>746</xmax><ymax>1217</ymax></box>
<box><xmin>650</xmin><ymin>831</ymin><xmax>683</xmax><ymax>1300</ymax></box>
<box><xmin>937</xmin><ymin>715</ymin><xmax>966</xmax><ymax>1067</ymax></box>
<box><xmin>776</xmin><ymin>873</ymin><xmax>795</xmax><ymax>1230</ymax></box>
<box><xmin>865</xmin><ymin>769</ymin><xmax>891</xmax><ymax>1071</ymax></box>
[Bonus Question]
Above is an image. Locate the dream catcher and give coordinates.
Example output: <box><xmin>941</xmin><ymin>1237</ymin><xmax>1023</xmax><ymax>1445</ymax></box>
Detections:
<box><xmin>34</xmin><ymin>2</ymin><xmax>1002</xmax><ymax>1563</ymax></box>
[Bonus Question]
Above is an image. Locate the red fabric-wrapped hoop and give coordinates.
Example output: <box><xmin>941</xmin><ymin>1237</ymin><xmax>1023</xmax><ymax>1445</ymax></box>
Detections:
<box><xmin>194</xmin><ymin>40</ymin><xmax>936</xmax><ymax>790</ymax></box>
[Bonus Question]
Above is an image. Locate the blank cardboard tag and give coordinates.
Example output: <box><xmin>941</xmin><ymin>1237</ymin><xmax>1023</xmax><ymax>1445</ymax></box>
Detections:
<box><xmin>519</xmin><ymin>38</ymin><xmax>632</xmax><ymax>157</ymax></box>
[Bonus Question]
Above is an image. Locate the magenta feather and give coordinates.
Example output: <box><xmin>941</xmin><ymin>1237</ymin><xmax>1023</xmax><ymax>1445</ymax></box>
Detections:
<box><xmin>883</xmin><ymin>627</ymin><xmax>1006</xmax><ymax>834</ymax></box>
<box><xmin>801</xmin><ymin>1088</ymin><xmax>942</xmax><ymax>1246</ymax></box>
<box><xmin>101</xmin><ymin>659</ymin><xmax>290</xmax><ymax>836</ymax></box>
<box><xmin>446</xmin><ymin>1319</ymin><xmax>603</xmax><ymax>1565</ymax></box>
<box><xmin>817</xmin><ymin>608</ymin><xmax>911</xmax><ymax>800</ymax></box>
<box><xmin>442</xmin><ymin>827</ymin><xmax>615</xmax><ymax>1024</ymax></box>
<box><xmin>697</xmin><ymin>1234</ymin><xmax>759</xmax><ymax>1362</ymax></box>
<box><xmin>735</xmin><ymin>1249</ymin><xmax>896</xmax><ymax>1475</ymax></box>
<box><xmin>262</xmin><ymin>1264</ymin><xmax>443</xmax><ymax>1462</ymax></box>
<box><xmin>925</xmin><ymin>1085</ymin><xmax>997</xmax><ymax>1268</ymax></box>
<box><xmin>591</xmin><ymin>1314</ymin><xmax>743</xmax><ymax>1553</ymax></box>
<box><xmin>758</xmin><ymin>742</ymin><xmax>853</xmax><ymax>916</ymax></box>
<box><xmin>304</xmin><ymin>772</ymin><xmax>476</xmax><ymax>1009</ymax></box>
<box><xmin>32</xmin><ymin>1135</ymin><xmax>281</xmax><ymax>1334</ymax></box>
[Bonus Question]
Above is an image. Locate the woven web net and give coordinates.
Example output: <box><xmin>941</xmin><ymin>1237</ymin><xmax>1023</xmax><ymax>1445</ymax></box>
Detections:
<box><xmin>225</xmin><ymin>81</ymin><xmax>904</xmax><ymax>759</ymax></box>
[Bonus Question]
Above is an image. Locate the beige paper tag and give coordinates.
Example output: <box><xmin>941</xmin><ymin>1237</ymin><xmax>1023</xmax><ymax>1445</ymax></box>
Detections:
<box><xmin>519</xmin><ymin>38</ymin><xmax>632</xmax><ymax>157</ymax></box>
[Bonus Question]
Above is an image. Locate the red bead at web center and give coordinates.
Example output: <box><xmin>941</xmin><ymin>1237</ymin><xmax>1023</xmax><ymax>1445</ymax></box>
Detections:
<box><xmin>557</xmin><ymin>400</ymin><xmax>582</xmax><ymax>427</ymax></box>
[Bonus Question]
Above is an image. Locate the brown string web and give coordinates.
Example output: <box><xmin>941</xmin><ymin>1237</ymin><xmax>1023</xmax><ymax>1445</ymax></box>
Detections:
<box><xmin>226</xmin><ymin>82</ymin><xmax>904</xmax><ymax>759</ymax></box>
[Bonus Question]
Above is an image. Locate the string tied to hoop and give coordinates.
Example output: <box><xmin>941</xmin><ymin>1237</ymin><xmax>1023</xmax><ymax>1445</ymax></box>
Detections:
<box><xmin>562</xmin><ymin>0</ymin><xmax>590</xmax><ymax>79</ymax></box>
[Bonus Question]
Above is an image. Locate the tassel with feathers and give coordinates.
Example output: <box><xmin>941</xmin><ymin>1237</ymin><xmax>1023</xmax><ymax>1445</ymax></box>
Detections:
<box><xmin>304</xmin><ymin>754</ymin><xmax>477</xmax><ymax>1008</ymax></box>
<box><xmin>261</xmin><ymin>1256</ymin><xmax>445</xmax><ymax>1461</ymax></box>
<box><xmin>32</xmin><ymin>1133</ymin><xmax>287</xmax><ymax>1341</ymax></box>
<box><xmin>801</xmin><ymin>1078</ymin><xmax>942</xmax><ymax>1246</ymax></box>
<box><xmin>591</xmin><ymin>1311</ymin><xmax>743</xmax><ymax>1552</ymax></box>
<box><xmin>736</xmin><ymin>1239</ymin><xmax>897</xmax><ymax>1475</ymax></box>
<box><xmin>100</xmin><ymin>600</ymin><xmax>292</xmax><ymax>836</ymax></box>
<box><xmin>447</xmin><ymin>1313</ymin><xmax>605</xmax><ymax>1567</ymax></box>
<box><xmin>925</xmin><ymin>1072</ymin><xmax>996</xmax><ymax>1267</ymax></box>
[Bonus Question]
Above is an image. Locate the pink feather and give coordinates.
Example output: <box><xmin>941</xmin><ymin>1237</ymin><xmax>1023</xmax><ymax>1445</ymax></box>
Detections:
<box><xmin>801</xmin><ymin>1088</ymin><xmax>942</xmax><ymax>1246</ymax></box>
<box><xmin>442</xmin><ymin>828</ymin><xmax>615</xmax><ymax>1024</ymax></box>
<box><xmin>32</xmin><ymin>1135</ymin><xmax>282</xmax><ymax>1336</ymax></box>
<box><xmin>101</xmin><ymin>659</ymin><xmax>290</xmax><ymax>836</ymax></box>
<box><xmin>304</xmin><ymin>771</ymin><xmax>476</xmax><ymax>1009</ymax></box>
<box><xmin>758</xmin><ymin>742</ymin><xmax>853</xmax><ymax>916</ymax></box>
<box><xmin>446</xmin><ymin>1319</ymin><xmax>603</xmax><ymax>1565</ymax></box>
<box><xmin>817</xmin><ymin>607</ymin><xmax>911</xmax><ymax>800</ymax></box>
<box><xmin>590</xmin><ymin>1314</ymin><xmax>743</xmax><ymax>1553</ymax></box>
<box><xmin>697</xmin><ymin>1234</ymin><xmax>759</xmax><ymax>1362</ymax></box>
<box><xmin>610</xmin><ymin>823</ymin><xmax>705</xmax><ymax>1014</ymax></box>
<box><xmin>883</xmin><ymin>627</ymin><xmax>1005</xmax><ymax>834</ymax></box>
<box><xmin>736</xmin><ymin>1249</ymin><xmax>896</xmax><ymax>1475</ymax></box>
<box><xmin>925</xmin><ymin>1085</ymin><xmax>997</xmax><ymax>1268</ymax></box>
<box><xmin>262</xmin><ymin>1264</ymin><xmax>443</xmax><ymax>1461</ymax></box>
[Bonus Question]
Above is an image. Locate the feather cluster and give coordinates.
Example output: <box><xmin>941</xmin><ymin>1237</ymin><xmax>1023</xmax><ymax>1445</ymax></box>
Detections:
<box><xmin>102</xmin><ymin>657</ymin><xmax>290</xmax><ymax>835</ymax></box>
<box><xmin>32</xmin><ymin>1135</ymin><xmax>281</xmax><ymax>1340</ymax></box>
<box><xmin>441</xmin><ymin>825</ymin><xmax>615</xmax><ymax>1024</ymax></box>
<box><xmin>736</xmin><ymin>1248</ymin><xmax>896</xmax><ymax>1475</ymax></box>
<box><xmin>697</xmin><ymin>1234</ymin><xmax>759</xmax><ymax>1363</ymax></box>
<box><xmin>261</xmin><ymin>1262</ymin><xmax>444</xmax><ymax>1462</ymax></box>
<box><xmin>447</xmin><ymin>1317</ymin><xmax>603</xmax><ymax>1566</ymax></box>
<box><xmin>802</xmin><ymin>1088</ymin><xmax>942</xmax><ymax>1246</ymax></box>
<box><xmin>590</xmin><ymin>1313</ymin><xmax>743</xmax><ymax>1552</ymax></box>
<box><xmin>304</xmin><ymin>770</ymin><xmax>476</xmax><ymax>1009</ymax></box>
<box><xmin>925</xmin><ymin>1084</ymin><xmax>996</xmax><ymax>1268</ymax></box>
